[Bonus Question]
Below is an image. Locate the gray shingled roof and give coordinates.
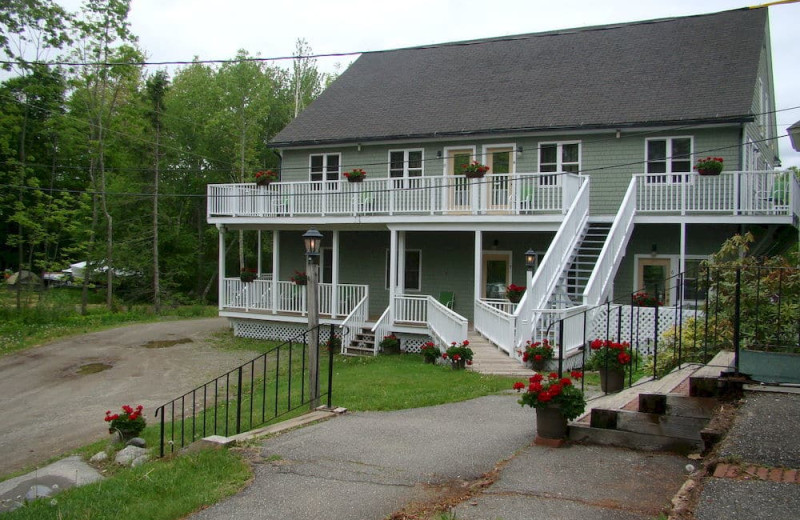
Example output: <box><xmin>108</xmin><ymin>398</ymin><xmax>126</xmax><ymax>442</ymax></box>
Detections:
<box><xmin>271</xmin><ymin>8</ymin><xmax>766</xmax><ymax>148</ymax></box>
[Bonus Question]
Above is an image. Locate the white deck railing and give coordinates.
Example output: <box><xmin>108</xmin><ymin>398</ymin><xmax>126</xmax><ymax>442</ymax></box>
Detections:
<box><xmin>427</xmin><ymin>296</ymin><xmax>469</xmax><ymax>348</ymax></box>
<box><xmin>221</xmin><ymin>278</ymin><xmax>367</xmax><ymax>317</ymax></box>
<box><xmin>340</xmin><ymin>295</ymin><xmax>370</xmax><ymax>354</ymax></box>
<box><xmin>207</xmin><ymin>173</ymin><xmax>570</xmax><ymax>218</ymax></box>
<box><xmin>635</xmin><ymin>170</ymin><xmax>795</xmax><ymax>216</ymax></box>
<box><xmin>474</xmin><ymin>299</ymin><xmax>517</xmax><ymax>355</ymax></box>
<box><xmin>393</xmin><ymin>294</ymin><xmax>428</xmax><ymax>324</ymax></box>
<box><xmin>583</xmin><ymin>176</ymin><xmax>637</xmax><ymax>307</ymax></box>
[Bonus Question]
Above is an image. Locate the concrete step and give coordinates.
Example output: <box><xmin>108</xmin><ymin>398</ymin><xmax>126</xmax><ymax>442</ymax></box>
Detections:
<box><xmin>589</xmin><ymin>408</ymin><xmax>707</xmax><ymax>440</ymax></box>
<box><xmin>569</xmin><ymin>423</ymin><xmax>704</xmax><ymax>452</ymax></box>
<box><xmin>638</xmin><ymin>393</ymin><xmax>718</xmax><ymax>419</ymax></box>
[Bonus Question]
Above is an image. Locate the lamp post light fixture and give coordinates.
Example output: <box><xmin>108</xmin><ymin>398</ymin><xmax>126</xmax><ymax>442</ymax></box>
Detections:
<box><xmin>303</xmin><ymin>228</ymin><xmax>323</xmax><ymax>409</ymax></box>
<box><xmin>525</xmin><ymin>249</ymin><xmax>538</xmax><ymax>271</ymax></box>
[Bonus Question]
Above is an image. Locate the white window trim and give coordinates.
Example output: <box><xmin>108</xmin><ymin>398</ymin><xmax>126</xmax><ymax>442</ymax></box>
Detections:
<box><xmin>538</xmin><ymin>141</ymin><xmax>581</xmax><ymax>186</ymax></box>
<box><xmin>481</xmin><ymin>143</ymin><xmax>518</xmax><ymax>175</ymax></box>
<box><xmin>633</xmin><ymin>253</ymin><xmax>709</xmax><ymax>305</ymax></box>
<box><xmin>644</xmin><ymin>136</ymin><xmax>694</xmax><ymax>184</ymax></box>
<box><xmin>308</xmin><ymin>152</ymin><xmax>342</xmax><ymax>183</ymax></box>
<box><xmin>385</xmin><ymin>249</ymin><xmax>422</xmax><ymax>292</ymax></box>
<box><xmin>442</xmin><ymin>145</ymin><xmax>477</xmax><ymax>176</ymax></box>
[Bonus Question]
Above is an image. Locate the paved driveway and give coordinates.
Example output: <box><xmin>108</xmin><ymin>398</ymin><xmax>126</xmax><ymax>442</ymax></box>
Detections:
<box><xmin>0</xmin><ymin>318</ymin><xmax>255</xmax><ymax>476</ymax></box>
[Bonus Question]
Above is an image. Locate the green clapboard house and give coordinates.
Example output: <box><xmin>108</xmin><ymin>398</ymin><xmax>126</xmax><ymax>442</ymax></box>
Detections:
<box><xmin>207</xmin><ymin>7</ymin><xmax>797</xmax><ymax>364</ymax></box>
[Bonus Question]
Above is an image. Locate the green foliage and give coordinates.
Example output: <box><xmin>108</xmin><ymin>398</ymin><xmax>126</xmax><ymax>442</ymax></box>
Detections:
<box><xmin>514</xmin><ymin>372</ymin><xmax>586</xmax><ymax>421</ymax></box>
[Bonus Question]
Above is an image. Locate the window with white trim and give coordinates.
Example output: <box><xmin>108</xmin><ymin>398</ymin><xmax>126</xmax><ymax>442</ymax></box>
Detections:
<box><xmin>389</xmin><ymin>150</ymin><xmax>423</xmax><ymax>188</ymax></box>
<box><xmin>680</xmin><ymin>257</ymin><xmax>708</xmax><ymax>304</ymax></box>
<box><xmin>645</xmin><ymin>137</ymin><xmax>692</xmax><ymax>183</ymax></box>
<box><xmin>539</xmin><ymin>142</ymin><xmax>580</xmax><ymax>185</ymax></box>
<box><xmin>385</xmin><ymin>249</ymin><xmax>421</xmax><ymax>291</ymax></box>
<box><xmin>309</xmin><ymin>153</ymin><xmax>340</xmax><ymax>188</ymax></box>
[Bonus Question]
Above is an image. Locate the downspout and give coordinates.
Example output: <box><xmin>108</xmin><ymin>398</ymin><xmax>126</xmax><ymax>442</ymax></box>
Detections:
<box><xmin>272</xmin><ymin>149</ymin><xmax>283</xmax><ymax>180</ymax></box>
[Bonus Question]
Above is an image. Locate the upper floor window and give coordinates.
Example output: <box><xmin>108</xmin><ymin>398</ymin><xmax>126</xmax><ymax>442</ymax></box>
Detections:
<box><xmin>539</xmin><ymin>142</ymin><xmax>580</xmax><ymax>185</ymax></box>
<box><xmin>389</xmin><ymin>150</ymin><xmax>423</xmax><ymax>188</ymax></box>
<box><xmin>645</xmin><ymin>137</ymin><xmax>692</xmax><ymax>183</ymax></box>
<box><xmin>310</xmin><ymin>153</ymin><xmax>340</xmax><ymax>184</ymax></box>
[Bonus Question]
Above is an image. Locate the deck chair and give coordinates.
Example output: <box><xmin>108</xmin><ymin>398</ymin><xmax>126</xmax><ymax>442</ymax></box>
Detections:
<box><xmin>438</xmin><ymin>291</ymin><xmax>455</xmax><ymax>310</ymax></box>
<box><xmin>516</xmin><ymin>186</ymin><xmax>534</xmax><ymax>213</ymax></box>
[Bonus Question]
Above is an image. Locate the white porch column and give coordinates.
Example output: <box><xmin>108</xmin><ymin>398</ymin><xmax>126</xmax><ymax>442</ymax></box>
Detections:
<box><xmin>474</xmin><ymin>231</ymin><xmax>482</xmax><ymax>306</ymax></box>
<box><xmin>272</xmin><ymin>230</ymin><xmax>280</xmax><ymax>314</ymax></box>
<box><xmin>331</xmin><ymin>230</ymin><xmax>340</xmax><ymax>319</ymax></box>
<box><xmin>389</xmin><ymin>229</ymin><xmax>398</xmax><ymax>323</ymax></box>
<box><xmin>397</xmin><ymin>231</ymin><xmax>406</xmax><ymax>297</ymax></box>
<box><xmin>257</xmin><ymin>230</ymin><xmax>263</xmax><ymax>276</ymax></box>
<box><xmin>218</xmin><ymin>225</ymin><xmax>226</xmax><ymax>311</ymax></box>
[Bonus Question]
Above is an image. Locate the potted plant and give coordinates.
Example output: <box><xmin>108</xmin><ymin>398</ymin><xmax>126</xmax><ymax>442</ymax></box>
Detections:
<box><xmin>586</xmin><ymin>339</ymin><xmax>633</xmax><ymax>393</ymax></box>
<box><xmin>255</xmin><ymin>169</ymin><xmax>279</xmax><ymax>186</ymax></box>
<box><xmin>461</xmin><ymin>161</ymin><xmax>490</xmax><ymax>178</ymax></box>
<box><xmin>343</xmin><ymin>168</ymin><xmax>367</xmax><ymax>182</ymax></box>
<box><xmin>240</xmin><ymin>268</ymin><xmax>257</xmax><ymax>283</ymax></box>
<box><xmin>104</xmin><ymin>404</ymin><xmax>146</xmax><ymax>442</ymax></box>
<box><xmin>520</xmin><ymin>339</ymin><xmax>554</xmax><ymax>371</ymax></box>
<box><xmin>694</xmin><ymin>156</ymin><xmax>724</xmax><ymax>176</ymax></box>
<box><xmin>632</xmin><ymin>291</ymin><xmax>662</xmax><ymax>307</ymax></box>
<box><xmin>513</xmin><ymin>371</ymin><xmax>585</xmax><ymax>442</ymax></box>
<box><xmin>420</xmin><ymin>341</ymin><xmax>440</xmax><ymax>364</ymax></box>
<box><xmin>505</xmin><ymin>283</ymin><xmax>526</xmax><ymax>304</ymax></box>
<box><xmin>442</xmin><ymin>340</ymin><xmax>473</xmax><ymax>369</ymax></box>
<box><xmin>290</xmin><ymin>270</ymin><xmax>308</xmax><ymax>285</ymax></box>
<box><xmin>379</xmin><ymin>334</ymin><xmax>401</xmax><ymax>355</ymax></box>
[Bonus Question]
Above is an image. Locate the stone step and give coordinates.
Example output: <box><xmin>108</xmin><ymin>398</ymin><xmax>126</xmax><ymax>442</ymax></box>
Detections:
<box><xmin>569</xmin><ymin>422</ymin><xmax>705</xmax><ymax>452</ymax></box>
<box><xmin>589</xmin><ymin>408</ymin><xmax>708</xmax><ymax>440</ymax></box>
<box><xmin>638</xmin><ymin>393</ymin><xmax>718</xmax><ymax>419</ymax></box>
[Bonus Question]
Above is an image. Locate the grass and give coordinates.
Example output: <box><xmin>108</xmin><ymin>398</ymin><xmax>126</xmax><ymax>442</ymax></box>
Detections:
<box><xmin>0</xmin><ymin>287</ymin><xmax>216</xmax><ymax>358</ymax></box>
<box><xmin>2</xmin><ymin>448</ymin><xmax>250</xmax><ymax>520</ymax></box>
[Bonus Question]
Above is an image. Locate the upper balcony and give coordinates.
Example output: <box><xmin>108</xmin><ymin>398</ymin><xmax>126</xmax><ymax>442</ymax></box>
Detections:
<box><xmin>206</xmin><ymin>170</ymin><xmax>799</xmax><ymax>226</ymax></box>
<box><xmin>207</xmin><ymin>173</ymin><xmax>584</xmax><ymax>224</ymax></box>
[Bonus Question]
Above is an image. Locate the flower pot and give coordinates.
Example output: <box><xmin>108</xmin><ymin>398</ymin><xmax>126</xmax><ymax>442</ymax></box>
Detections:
<box><xmin>697</xmin><ymin>170</ymin><xmax>721</xmax><ymax>176</ymax></box>
<box><xmin>464</xmin><ymin>171</ymin><xmax>486</xmax><ymax>179</ymax></box>
<box><xmin>535</xmin><ymin>406</ymin><xmax>568</xmax><ymax>440</ymax></box>
<box><xmin>256</xmin><ymin>179</ymin><xmax>273</xmax><ymax>186</ymax></box>
<box><xmin>347</xmin><ymin>176</ymin><xmax>364</xmax><ymax>183</ymax></box>
<box><xmin>382</xmin><ymin>343</ymin><xmax>401</xmax><ymax>355</ymax></box>
<box><xmin>110</xmin><ymin>429</ymin><xmax>140</xmax><ymax>443</ymax></box>
<box><xmin>240</xmin><ymin>274</ymin><xmax>256</xmax><ymax>283</ymax></box>
<box><xmin>531</xmin><ymin>359</ymin><xmax>546</xmax><ymax>372</ymax></box>
<box><xmin>451</xmin><ymin>359</ymin><xmax>466</xmax><ymax>370</ymax></box>
<box><xmin>294</xmin><ymin>280</ymin><xmax>307</xmax><ymax>286</ymax></box>
<box><xmin>423</xmin><ymin>356</ymin><xmax>437</xmax><ymax>364</ymax></box>
<box><xmin>507</xmin><ymin>293</ymin><xmax>522</xmax><ymax>304</ymax></box>
<box><xmin>599</xmin><ymin>368</ymin><xmax>625</xmax><ymax>393</ymax></box>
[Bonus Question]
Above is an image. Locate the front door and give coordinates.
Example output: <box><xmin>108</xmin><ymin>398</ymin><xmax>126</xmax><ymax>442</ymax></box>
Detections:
<box><xmin>637</xmin><ymin>257</ymin><xmax>672</xmax><ymax>305</ymax></box>
<box><xmin>485</xmin><ymin>147</ymin><xmax>513</xmax><ymax>211</ymax></box>
<box><xmin>482</xmin><ymin>252</ymin><xmax>512</xmax><ymax>299</ymax></box>
<box><xmin>446</xmin><ymin>148</ymin><xmax>473</xmax><ymax>211</ymax></box>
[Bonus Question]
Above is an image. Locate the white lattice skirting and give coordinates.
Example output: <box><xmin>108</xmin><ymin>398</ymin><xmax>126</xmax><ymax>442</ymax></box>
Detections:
<box><xmin>231</xmin><ymin>319</ymin><xmax>334</xmax><ymax>344</ymax></box>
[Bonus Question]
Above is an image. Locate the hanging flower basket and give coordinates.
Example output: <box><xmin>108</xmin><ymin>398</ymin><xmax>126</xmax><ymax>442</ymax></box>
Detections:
<box><xmin>506</xmin><ymin>283</ymin><xmax>525</xmax><ymax>303</ymax></box>
<box><xmin>462</xmin><ymin>161</ymin><xmax>490</xmax><ymax>178</ymax></box>
<box><xmin>694</xmin><ymin>157</ymin><xmax>723</xmax><ymax>176</ymax></box>
<box><xmin>255</xmin><ymin>169</ymin><xmax>278</xmax><ymax>186</ymax></box>
<box><xmin>240</xmin><ymin>269</ymin><xmax>257</xmax><ymax>283</ymax></box>
<box><xmin>290</xmin><ymin>270</ymin><xmax>308</xmax><ymax>285</ymax></box>
<box><xmin>344</xmin><ymin>168</ymin><xmax>367</xmax><ymax>182</ymax></box>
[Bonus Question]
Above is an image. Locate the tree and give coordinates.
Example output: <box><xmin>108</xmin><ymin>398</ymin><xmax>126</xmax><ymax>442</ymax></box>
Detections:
<box><xmin>145</xmin><ymin>69</ymin><xmax>168</xmax><ymax>312</ymax></box>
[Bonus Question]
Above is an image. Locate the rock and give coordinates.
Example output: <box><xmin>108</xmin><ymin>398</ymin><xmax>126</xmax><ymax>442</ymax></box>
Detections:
<box><xmin>25</xmin><ymin>485</ymin><xmax>53</xmax><ymax>500</ymax></box>
<box><xmin>114</xmin><ymin>446</ymin><xmax>148</xmax><ymax>466</ymax></box>
<box><xmin>126</xmin><ymin>437</ymin><xmax>146</xmax><ymax>448</ymax></box>
<box><xmin>131</xmin><ymin>455</ymin><xmax>150</xmax><ymax>468</ymax></box>
<box><xmin>89</xmin><ymin>451</ymin><xmax>108</xmax><ymax>463</ymax></box>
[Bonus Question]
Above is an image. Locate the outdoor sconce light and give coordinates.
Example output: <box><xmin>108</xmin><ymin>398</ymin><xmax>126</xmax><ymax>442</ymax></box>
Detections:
<box><xmin>436</xmin><ymin>150</ymin><xmax>442</xmax><ymax>159</ymax></box>
<box><xmin>651</xmin><ymin>243</ymin><xmax>658</xmax><ymax>257</ymax></box>
<box><xmin>789</xmin><ymin>121</ymin><xmax>800</xmax><ymax>152</ymax></box>
<box><xmin>517</xmin><ymin>145</ymin><xmax>523</xmax><ymax>154</ymax></box>
<box><xmin>303</xmin><ymin>228</ymin><xmax>323</xmax><ymax>264</ymax></box>
<box><xmin>525</xmin><ymin>249</ymin><xmax>538</xmax><ymax>271</ymax></box>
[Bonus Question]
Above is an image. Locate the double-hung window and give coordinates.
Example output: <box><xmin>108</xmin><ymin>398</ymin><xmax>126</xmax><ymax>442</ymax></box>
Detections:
<box><xmin>389</xmin><ymin>150</ymin><xmax>423</xmax><ymax>189</ymax></box>
<box><xmin>645</xmin><ymin>137</ymin><xmax>692</xmax><ymax>183</ymax></box>
<box><xmin>539</xmin><ymin>142</ymin><xmax>580</xmax><ymax>185</ymax></box>
<box><xmin>309</xmin><ymin>153</ymin><xmax>340</xmax><ymax>190</ymax></box>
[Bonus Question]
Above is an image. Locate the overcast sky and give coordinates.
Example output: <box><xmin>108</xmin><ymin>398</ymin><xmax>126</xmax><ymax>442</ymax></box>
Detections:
<box><xmin>63</xmin><ymin>0</ymin><xmax>800</xmax><ymax>167</ymax></box>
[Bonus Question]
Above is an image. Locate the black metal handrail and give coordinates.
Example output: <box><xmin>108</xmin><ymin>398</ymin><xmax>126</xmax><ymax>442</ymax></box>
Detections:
<box><xmin>551</xmin><ymin>264</ymin><xmax>799</xmax><ymax>394</ymax></box>
<box><xmin>155</xmin><ymin>323</ymin><xmax>336</xmax><ymax>457</ymax></box>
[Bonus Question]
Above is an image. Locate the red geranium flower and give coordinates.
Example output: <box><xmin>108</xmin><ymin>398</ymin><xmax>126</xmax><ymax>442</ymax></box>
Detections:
<box><xmin>513</xmin><ymin>381</ymin><xmax>525</xmax><ymax>392</ymax></box>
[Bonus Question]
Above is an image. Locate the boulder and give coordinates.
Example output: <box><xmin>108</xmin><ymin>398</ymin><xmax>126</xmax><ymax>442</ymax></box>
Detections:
<box><xmin>114</xmin><ymin>446</ymin><xmax>148</xmax><ymax>466</ymax></box>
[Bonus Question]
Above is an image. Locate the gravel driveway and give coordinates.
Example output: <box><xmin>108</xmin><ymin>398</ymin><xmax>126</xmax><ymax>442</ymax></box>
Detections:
<box><xmin>0</xmin><ymin>318</ymin><xmax>255</xmax><ymax>476</ymax></box>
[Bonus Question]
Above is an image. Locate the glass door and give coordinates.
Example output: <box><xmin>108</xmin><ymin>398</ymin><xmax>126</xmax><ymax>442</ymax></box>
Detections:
<box><xmin>446</xmin><ymin>148</ymin><xmax>473</xmax><ymax>211</ymax></box>
<box><xmin>482</xmin><ymin>252</ymin><xmax>511</xmax><ymax>299</ymax></box>
<box><xmin>637</xmin><ymin>258</ymin><xmax>672</xmax><ymax>305</ymax></box>
<box><xmin>485</xmin><ymin>147</ymin><xmax>513</xmax><ymax>211</ymax></box>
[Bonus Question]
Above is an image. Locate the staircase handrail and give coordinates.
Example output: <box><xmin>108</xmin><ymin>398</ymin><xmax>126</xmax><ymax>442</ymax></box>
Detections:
<box><xmin>370</xmin><ymin>306</ymin><xmax>392</xmax><ymax>351</ymax></box>
<box><xmin>427</xmin><ymin>296</ymin><xmax>468</xmax><ymax>349</ymax></box>
<box><xmin>474</xmin><ymin>299</ymin><xmax>516</xmax><ymax>354</ymax></box>
<box><xmin>340</xmin><ymin>294</ymin><xmax>370</xmax><ymax>354</ymax></box>
<box><xmin>514</xmin><ymin>175</ymin><xmax>590</xmax><ymax>352</ymax></box>
<box><xmin>583</xmin><ymin>176</ymin><xmax>638</xmax><ymax>306</ymax></box>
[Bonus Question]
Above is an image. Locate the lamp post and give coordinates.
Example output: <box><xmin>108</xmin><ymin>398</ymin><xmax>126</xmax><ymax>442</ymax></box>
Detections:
<box><xmin>303</xmin><ymin>228</ymin><xmax>323</xmax><ymax>410</ymax></box>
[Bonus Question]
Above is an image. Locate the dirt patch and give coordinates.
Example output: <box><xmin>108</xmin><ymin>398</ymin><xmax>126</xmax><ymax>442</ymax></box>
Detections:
<box><xmin>77</xmin><ymin>362</ymin><xmax>112</xmax><ymax>375</ymax></box>
<box><xmin>142</xmin><ymin>338</ymin><xmax>193</xmax><ymax>349</ymax></box>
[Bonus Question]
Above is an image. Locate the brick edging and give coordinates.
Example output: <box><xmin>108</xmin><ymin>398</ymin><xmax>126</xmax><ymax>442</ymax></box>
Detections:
<box><xmin>713</xmin><ymin>463</ymin><xmax>799</xmax><ymax>483</ymax></box>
